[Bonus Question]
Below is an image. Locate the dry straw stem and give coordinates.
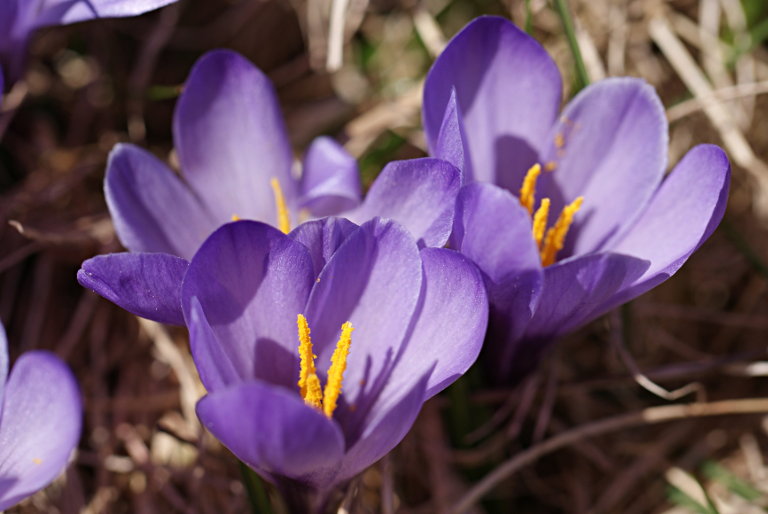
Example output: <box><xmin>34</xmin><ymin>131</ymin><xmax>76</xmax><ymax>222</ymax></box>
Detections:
<box><xmin>648</xmin><ymin>15</ymin><xmax>768</xmax><ymax>220</ymax></box>
<box><xmin>451</xmin><ymin>397</ymin><xmax>768</xmax><ymax>513</ymax></box>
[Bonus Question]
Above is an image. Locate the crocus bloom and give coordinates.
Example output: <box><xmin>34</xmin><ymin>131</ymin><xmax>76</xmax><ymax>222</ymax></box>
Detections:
<box><xmin>80</xmin><ymin>49</ymin><xmax>460</xmax><ymax>324</ymax></box>
<box><xmin>0</xmin><ymin>322</ymin><xmax>81</xmax><ymax>509</ymax></box>
<box><xmin>1</xmin><ymin>0</ymin><xmax>177</xmax><ymax>82</ymax></box>
<box><xmin>423</xmin><ymin>16</ymin><xmax>730</xmax><ymax>381</ymax></box>
<box><xmin>179</xmin><ymin>217</ymin><xmax>486</xmax><ymax>511</ymax></box>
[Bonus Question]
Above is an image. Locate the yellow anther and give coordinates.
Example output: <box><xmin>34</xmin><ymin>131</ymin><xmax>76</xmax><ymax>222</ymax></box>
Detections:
<box><xmin>540</xmin><ymin>196</ymin><xmax>584</xmax><ymax>267</ymax></box>
<box><xmin>231</xmin><ymin>214</ymin><xmax>241</xmax><ymax>221</ymax></box>
<box><xmin>304</xmin><ymin>373</ymin><xmax>323</xmax><ymax>410</ymax></box>
<box><xmin>531</xmin><ymin>198</ymin><xmax>550</xmax><ymax>249</ymax></box>
<box><xmin>270</xmin><ymin>178</ymin><xmax>291</xmax><ymax>234</ymax></box>
<box><xmin>297</xmin><ymin>314</ymin><xmax>316</xmax><ymax>398</ymax></box>
<box><xmin>322</xmin><ymin>322</ymin><xmax>354</xmax><ymax>418</ymax></box>
<box><xmin>518</xmin><ymin>163</ymin><xmax>542</xmax><ymax>215</ymax></box>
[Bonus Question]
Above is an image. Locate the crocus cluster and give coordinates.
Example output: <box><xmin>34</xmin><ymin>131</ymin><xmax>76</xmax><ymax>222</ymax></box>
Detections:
<box><xmin>77</xmin><ymin>14</ymin><xmax>731</xmax><ymax>511</ymax></box>
<box><xmin>1</xmin><ymin>0</ymin><xmax>177</xmax><ymax>83</ymax></box>
<box><xmin>0</xmin><ymin>322</ymin><xmax>81</xmax><ymax>510</ymax></box>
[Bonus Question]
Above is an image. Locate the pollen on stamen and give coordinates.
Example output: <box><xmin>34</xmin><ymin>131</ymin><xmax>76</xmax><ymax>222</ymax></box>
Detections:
<box><xmin>231</xmin><ymin>214</ymin><xmax>241</xmax><ymax>221</ymax></box>
<box><xmin>532</xmin><ymin>198</ymin><xmax>550</xmax><ymax>249</ymax></box>
<box><xmin>296</xmin><ymin>314</ymin><xmax>316</xmax><ymax>398</ymax></box>
<box><xmin>554</xmin><ymin>133</ymin><xmax>565</xmax><ymax>149</ymax></box>
<box><xmin>323</xmin><ymin>322</ymin><xmax>354</xmax><ymax>418</ymax></box>
<box><xmin>540</xmin><ymin>196</ymin><xmax>584</xmax><ymax>267</ymax></box>
<box><xmin>270</xmin><ymin>177</ymin><xmax>291</xmax><ymax>234</ymax></box>
<box><xmin>544</xmin><ymin>161</ymin><xmax>557</xmax><ymax>172</ymax></box>
<box><xmin>518</xmin><ymin>163</ymin><xmax>542</xmax><ymax>215</ymax></box>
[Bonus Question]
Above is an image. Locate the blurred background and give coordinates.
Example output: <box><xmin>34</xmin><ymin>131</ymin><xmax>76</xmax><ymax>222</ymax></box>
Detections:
<box><xmin>1</xmin><ymin>0</ymin><xmax>768</xmax><ymax>512</ymax></box>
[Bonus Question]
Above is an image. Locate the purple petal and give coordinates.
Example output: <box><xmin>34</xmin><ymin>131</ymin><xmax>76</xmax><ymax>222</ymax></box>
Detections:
<box><xmin>105</xmin><ymin>143</ymin><xmax>216</xmax><ymax>260</ymax></box>
<box><xmin>335</xmin><ymin>369</ymin><xmax>430</xmax><ymax>484</ymax></box>
<box><xmin>451</xmin><ymin>183</ymin><xmax>545</xmax><ymax>369</ymax></box>
<box><xmin>184</xmin><ymin>298</ymin><xmax>240</xmax><ymax>392</ymax></box>
<box><xmin>174</xmin><ymin>50</ymin><xmax>295</xmax><ymax>226</ymax></box>
<box><xmin>289</xmin><ymin>217</ymin><xmax>358</xmax><ymax>277</ymax></box>
<box><xmin>303</xmin><ymin>219</ymin><xmax>423</xmax><ymax>425</ymax></box>
<box><xmin>403</xmin><ymin>248</ymin><xmax>487</xmax><ymax>398</ymax></box>
<box><xmin>78</xmin><ymin>252</ymin><xmax>188</xmax><ymax>325</ymax></box>
<box><xmin>492</xmin><ymin>253</ymin><xmax>648</xmax><ymax>381</ymax></box>
<box><xmin>537</xmin><ymin>78</ymin><xmax>668</xmax><ymax>255</ymax></box>
<box><xmin>604</xmin><ymin>144</ymin><xmax>730</xmax><ymax>308</ymax></box>
<box><xmin>0</xmin><ymin>324</ymin><xmax>8</xmax><ymax>411</ymax></box>
<box><xmin>196</xmin><ymin>381</ymin><xmax>344</xmax><ymax>488</ymax></box>
<box><xmin>34</xmin><ymin>0</ymin><xmax>177</xmax><ymax>26</ymax></box>
<box><xmin>423</xmin><ymin>16</ymin><xmax>562</xmax><ymax>188</ymax></box>
<box><xmin>181</xmin><ymin>221</ymin><xmax>314</xmax><ymax>389</ymax></box>
<box><xmin>434</xmin><ymin>89</ymin><xmax>472</xmax><ymax>182</ymax></box>
<box><xmin>0</xmin><ymin>352</ymin><xmax>81</xmax><ymax>511</ymax></box>
<box><xmin>347</xmin><ymin>158</ymin><xmax>461</xmax><ymax>247</ymax></box>
<box><xmin>299</xmin><ymin>137</ymin><xmax>361</xmax><ymax>217</ymax></box>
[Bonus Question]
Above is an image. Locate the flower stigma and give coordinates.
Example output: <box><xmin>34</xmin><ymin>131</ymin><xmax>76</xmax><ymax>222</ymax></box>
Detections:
<box><xmin>296</xmin><ymin>314</ymin><xmax>354</xmax><ymax>418</ymax></box>
<box><xmin>270</xmin><ymin>178</ymin><xmax>291</xmax><ymax>234</ymax></box>
<box><xmin>519</xmin><ymin>163</ymin><xmax>584</xmax><ymax>266</ymax></box>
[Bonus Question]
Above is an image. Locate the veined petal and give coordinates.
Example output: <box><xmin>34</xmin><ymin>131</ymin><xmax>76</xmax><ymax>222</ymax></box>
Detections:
<box><xmin>537</xmin><ymin>78</ymin><xmax>668</xmax><ymax>256</ymax></box>
<box><xmin>174</xmin><ymin>50</ymin><xmax>295</xmax><ymax>226</ymax></box>
<box><xmin>347</xmin><ymin>158</ymin><xmax>461</xmax><ymax>247</ymax></box>
<box><xmin>603</xmin><ymin>144</ymin><xmax>730</xmax><ymax>309</ymax></box>
<box><xmin>423</xmin><ymin>16</ymin><xmax>562</xmax><ymax>187</ymax></box>
<box><xmin>196</xmin><ymin>381</ymin><xmax>344</xmax><ymax>488</ymax></box>
<box><xmin>400</xmin><ymin>248</ymin><xmax>487</xmax><ymax>399</ymax></box>
<box><xmin>304</xmin><ymin>219</ymin><xmax>423</xmax><ymax>430</ymax></box>
<box><xmin>289</xmin><ymin>217</ymin><xmax>358</xmax><ymax>278</ymax></box>
<box><xmin>300</xmin><ymin>137</ymin><xmax>361</xmax><ymax>217</ymax></box>
<box><xmin>181</xmin><ymin>221</ymin><xmax>314</xmax><ymax>389</ymax></box>
<box><xmin>34</xmin><ymin>0</ymin><xmax>177</xmax><ymax>26</ymax></box>
<box><xmin>0</xmin><ymin>352</ymin><xmax>81</xmax><ymax>511</ymax></box>
<box><xmin>105</xmin><ymin>143</ymin><xmax>216</xmax><ymax>260</ymax></box>
<box><xmin>335</xmin><ymin>368</ymin><xmax>430</xmax><ymax>484</ymax></box>
<box><xmin>434</xmin><ymin>89</ymin><xmax>472</xmax><ymax>182</ymax></box>
<box><xmin>78</xmin><ymin>252</ymin><xmax>188</xmax><ymax>326</ymax></box>
<box><xmin>493</xmin><ymin>253</ymin><xmax>648</xmax><ymax>381</ymax></box>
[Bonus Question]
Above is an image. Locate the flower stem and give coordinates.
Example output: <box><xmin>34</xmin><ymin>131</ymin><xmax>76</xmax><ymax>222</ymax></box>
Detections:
<box><xmin>552</xmin><ymin>0</ymin><xmax>590</xmax><ymax>92</ymax></box>
<box><xmin>239</xmin><ymin>461</ymin><xmax>274</xmax><ymax>514</ymax></box>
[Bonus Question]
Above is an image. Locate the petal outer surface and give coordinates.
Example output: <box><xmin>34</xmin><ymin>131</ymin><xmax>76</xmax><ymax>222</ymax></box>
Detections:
<box><xmin>105</xmin><ymin>143</ymin><xmax>216</xmax><ymax>260</ymax></box>
<box><xmin>423</xmin><ymin>16</ymin><xmax>562</xmax><ymax>187</ymax></box>
<box><xmin>0</xmin><ymin>352</ymin><xmax>81</xmax><ymax>511</ymax></box>
<box><xmin>603</xmin><ymin>144</ymin><xmax>730</xmax><ymax>309</ymax></box>
<box><xmin>335</xmin><ymin>368</ymin><xmax>431</xmax><ymax>484</ymax></box>
<box><xmin>347</xmin><ymin>158</ymin><xmax>461</xmax><ymax>248</ymax></box>
<box><xmin>434</xmin><ymin>88</ymin><xmax>472</xmax><ymax>182</ymax></box>
<box><xmin>537</xmin><ymin>78</ymin><xmax>668</xmax><ymax>256</ymax></box>
<box><xmin>173</xmin><ymin>50</ymin><xmax>295</xmax><ymax>226</ymax></box>
<box><xmin>288</xmin><ymin>217</ymin><xmax>359</xmax><ymax>278</ymax></box>
<box><xmin>196</xmin><ymin>381</ymin><xmax>344</xmax><ymax>489</ymax></box>
<box><xmin>181</xmin><ymin>221</ymin><xmax>314</xmax><ymax>390</ymax></box>
<box><xmin>304</xmin><ymin>219</ymin><xmax>423</xmax><ymax>434</ymax></box>
<box><xmin>78</xmin><ymin>252</ymin><xmax>188</xmax><ymax>326</ymax></box>
<box><xmin>300</xmin><ymin>137</ymin><xmax>362</xmax><ymax>217</ymax></box>
<box><xmin>403</xmin><ymin>247</ymin><xmax>488</xmax><ymax>399</ymax></box>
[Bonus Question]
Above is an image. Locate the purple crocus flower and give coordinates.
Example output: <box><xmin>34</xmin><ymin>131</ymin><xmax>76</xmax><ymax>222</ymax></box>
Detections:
<box><xmin>0</xmin><ymin>322</ymin><xmax>81</xmax><ymax>509</ymax></box>
<box><xmin>79</xmin><ymin>49</ymin><xmax>460</xmax><ymax>325</ymax></box>
<box><xmin>180</xmin><ymin>217</ymin><xmax>487</xmax><ymax>511</ymax></box>
<box><xmin>423</xmin><ymin>16</ymin><xmax>731</xmax><ymax>381</ymax></box>
<box><xmin>1</xmin><ymin>0</ymin><xmax>177</xmax><ymax>82</ymax></box>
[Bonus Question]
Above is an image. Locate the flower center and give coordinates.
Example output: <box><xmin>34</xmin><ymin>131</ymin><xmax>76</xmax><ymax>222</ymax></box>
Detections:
<box><xmin>518</xmin><ymin>163</ymin><xmax>584</xmax><ymax>267</ymax></box>
<box><xmin>270</xmin><ymin>178</ymin><xmax>291</xmax><ymax>234</ymax></box>
<box><xmin>296</xmin><ymin>314</ymin><xmax>354</xmax><ymax>418</ymax></box>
